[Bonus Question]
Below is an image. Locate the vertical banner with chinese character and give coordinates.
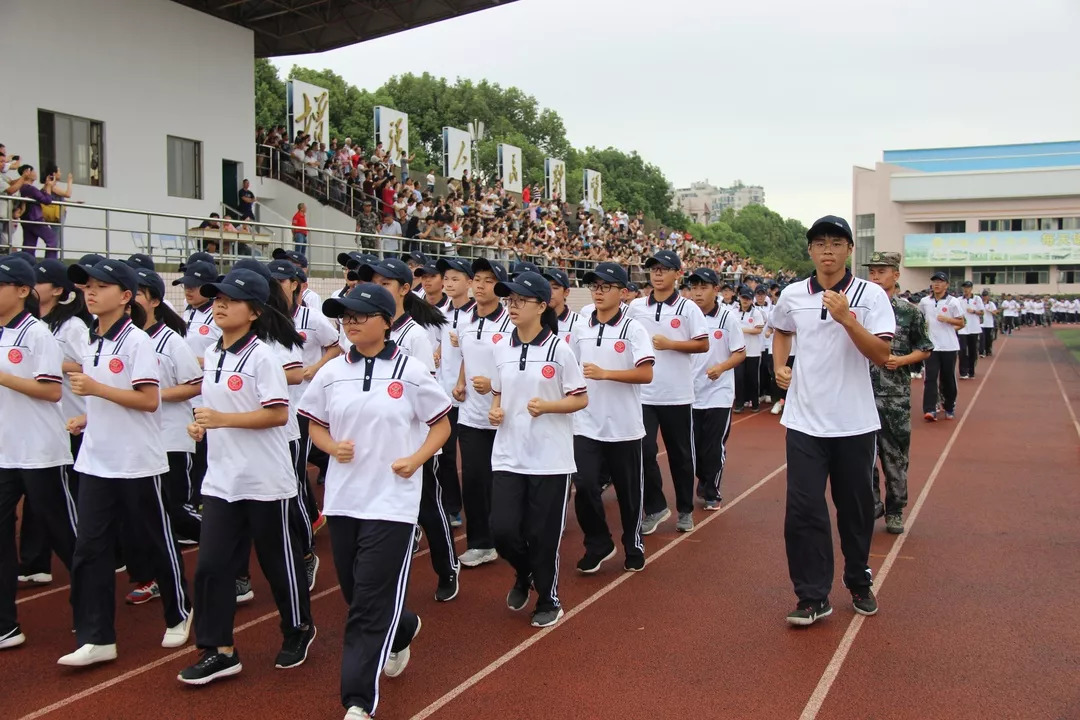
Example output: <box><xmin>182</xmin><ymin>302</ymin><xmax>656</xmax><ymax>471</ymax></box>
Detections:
<box><xmin>287</xmin><ymin>80</ymin><xmax>330</xmax><ymax>145</ymax></box>
<box><xmin>442</xmin><ymin>127</ymin><xmax>471</xmax><ymax>180</ymax></box>
<box><xmin>374</xmin><ymin>106</ymin><xmax>409</xmax><ymax>163</ymax></box>
<box><xmin>497</xmin><ymin>143</ymin><xmax>523</xmax><ymax>193</ymax></box>
<box><xmin>583</xmin><ymin>169</ymin><xmax>603</xmax><ymax>206</ymax></box>
<box><xmin>544</xmin><ymin>157</ymin><xmax>566</xmax><ymax>200</ymax></box>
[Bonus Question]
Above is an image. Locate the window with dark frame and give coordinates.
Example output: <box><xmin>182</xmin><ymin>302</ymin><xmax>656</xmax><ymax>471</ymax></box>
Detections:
<box><xmin>167</xmin><ymin>136</ymin><xmax>202</xmax><ymax>200</ymax></box>
<box><xmin>37</xmin><ymin>109</ymin><xmax>105</xmax><ymax>187</ymax></box>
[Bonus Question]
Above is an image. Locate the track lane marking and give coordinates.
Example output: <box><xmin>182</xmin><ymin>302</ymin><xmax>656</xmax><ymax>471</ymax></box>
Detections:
<box><xmin>1042</xmin><ymin>335</ymin><xmax>1080</xmax><ymax>440</ymax></box>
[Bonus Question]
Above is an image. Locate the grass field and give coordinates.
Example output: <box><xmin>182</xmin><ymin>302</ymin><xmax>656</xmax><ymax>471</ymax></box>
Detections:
<box><xmin>1055</xmin><ymin>328</ymin><xmax>1080</xmax><ymax>364</ymax></box>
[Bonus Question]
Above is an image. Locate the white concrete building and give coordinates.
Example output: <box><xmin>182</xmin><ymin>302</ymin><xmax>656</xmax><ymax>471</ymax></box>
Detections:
<box><xmin>672</xmin><ymin>180</ymin><xmax>765</xmax><ymax>225</ymax></box>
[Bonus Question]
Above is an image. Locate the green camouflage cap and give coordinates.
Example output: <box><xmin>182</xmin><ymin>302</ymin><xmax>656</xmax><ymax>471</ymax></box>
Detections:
<box><xmin>862</xmin><ymin>251</ymin><xmax>901</xmax><ymax>269</ymax></box>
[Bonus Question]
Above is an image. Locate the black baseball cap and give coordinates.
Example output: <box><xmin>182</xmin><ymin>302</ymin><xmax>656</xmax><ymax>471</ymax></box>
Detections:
<box><xmin>171</xmin><ymin>260</ymin><xmax>218</xmax><ymax>287</ymax></box>
<box><xmin>268</xmin><ymin>259</ymin><xmax>299</xmax><ymax>280</ymax></box>
<box><xmin>0</xmin><ymin>257</ymin><xmax>35</xmax><ymax>286</ymax></box>
<box><xmin>543</xmin><ymin>268</ymin><xmax>570</xmax><ymax>289</ymax></box>
<box><xmin>755</xmin><ymin>285</ymin><xmax>768</xmax><ymax>295</ymax></box>
<box><xmin>472</xmin><ymin>258</ymin><xmax>509</xmax><ymax>283</ymax></box>
<box><xmin>582</xmin><ymin>262</ymin><xmax>629</xmax><ymax>287</ymax></box>
<box><xmin>358</xmin><ymin>258</ymin><xmax>414</xmax><ymax>285</ymax></box>
<box><xmin>135</xmin><ymin>269</ymin><xmax>166</xmax><ymax>299</ymax></box>
<box><xmin>272</xmin><ymin>248</ymin><xmax>308</xmax><ymax>268</ymax></box>
<box><xmin>126</xmin><ymin>253</ymin><xmax>156</xmax><ymax>271</ymax></box>
<box><xmin>494</xmin><ymin>271</ymin><xmax>552</xmax><ymax>304</ymax></box>
<box><xmin>436</xmin><ymin>257</ymin><xmax>474</xmax><ymax>277</ymax></box>
<box><xmin>688</xmin><ymin>267</ymin><xmax>720</xmax><ymax>285</ymax></box>
<box><xmin>981</xmin><ymin>289</ymin><xmax>990</xmax><ymax>296</ymax></box>
<box><xmin>806</xmin><ymin>215</ymin><xmax>853</xmax><ymax>243</ymax></box>
<box><xmin>961</xmin><ymin>280</ymin><xmax>973</xmax><ymax>287</ymax></box>
<box><xmin>720</xmin><ymin>282</ymin><xmax>734</xmax><ymax>291</ymax></box>
<box><xmin>233</xmin><ymin>258</ymin><xmax>273</xmax><ymax>281</ymax></box>
<box><xmin>338</xmin><ymin>251</ymin><xmax>378</xmax><ymax>269</ymax></box>
<box><xmin>644</xmin><ymin>249</ymin><xmax>681</xmax><ymax>271</ymax></box>
<box><xmin>414</xmin><ymin>263</ymin><xmax>440</xmax><ymax>278</ymax></box>
<box><xmin>199</xmin><ymin>268</ymin><xmax>270</xmax><ymax>304</ymax></box>
<box><xmin>510</xmin><ymin>261</ymin><xmax>540</xmax><ymax>277</ymax></box>
<box><xmin>77</xmin><ymin>253</ymin><xmax>106</xmax><ymax>269</ymax></box>
<box><xmin>323</xmin><ymin>283</ymin><xmax>396</xmax><ymax>319</ymax></box>
<box><xmin>68</xmin><ymin>259</ymin><xmax>139</xmax><ymax>294</ymax></box>
<box><xmin>738</xmin><ymin>287</ymin><xmax>753</xmax><ymax>299</ymax></box>
<box><xmin>7</xmin><ymin>251</ymin><xmax>37</xmax><ymax>266</ymax></box>
<box><xmin>34</xmin><ymin>259</ymin><xmax>75</xmax><ymax>291</ymax></box>
<box><xmin>930</xmin><ymin>271</ymin><xmax>949</xmax><ymax>282</ymax></box>
<box><xmin>178</xmin><ymin>251</ymin><xmax>216</xmax><ymax>273</ymax></box>
<box><xmin>401</xmin><ymin>251</ymin><xmax>430</xmax><ymax>266</ymax></box>
<box><xmin>626</xmin><ymin>282</ymin><xmax>639</xmax><ymax>293</ymax></box>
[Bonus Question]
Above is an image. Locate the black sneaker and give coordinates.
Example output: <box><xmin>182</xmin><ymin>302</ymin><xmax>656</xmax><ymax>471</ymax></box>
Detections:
<box><xmin>275</xmin><ymin>624</ymin><xmax>316</xmax><ymax>669</ymax></box>
<box><xmin>506</xmin><ymin>581</ymin><xmax>530</xmax><ymax>611</ymax></box>
<box><xmin>530</xmin><ymin>607</ymin><xmax>564</xmax><ymax>628</ymax></box>
<box><xmin>435</xmin><ymin>574</ymin><xmax>459</xmax><ymax>602</ymax></box>
<box><xmin>412</xmin><ymin>526</ymin><xmax>422</xmax><ymax>554</ymax></box>
<box><xmin>785</xmin><ymin>599</ymin><xmax>832</xmax><ymax>626</ymax></box>
<box><xmin>576</xmin><ymin>546</ymin><xmax>616</xmax><ymax>574</ymax></box>
<box><xmin>178</xmin><ymin>649</ymin><xmax>242</xmax><ymax>685</ymax></box>
<box><xmin>305</xmin><ymin>554</ymin><xmax>319</xmax><ymax>592</ymax></box>
<box><xmin>851</xmin><ymin>587</ymin><xmax>878</xmax><ymax>616</ymax></box>
<box><xmin>623</xmin><ymin>554</ymin><xmax>645</xmax><ymax>572</ymax></box>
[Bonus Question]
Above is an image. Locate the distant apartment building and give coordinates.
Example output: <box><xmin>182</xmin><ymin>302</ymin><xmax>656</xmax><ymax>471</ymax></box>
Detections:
<box><xmin>673</xmin><ymin>180</ymin><xmax>765</xmax><ymax>224</ymax></box>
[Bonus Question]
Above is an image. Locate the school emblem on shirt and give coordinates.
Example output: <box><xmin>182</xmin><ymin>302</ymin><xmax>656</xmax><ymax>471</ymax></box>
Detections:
<box><xmin>714</xmin><ymin>330</ymin><xmax>724</xmax><ymax>339</ymax></box>
<box><xmin>109</xmin><ymin>358</ymin><xmax>124</xmax><ymax>374</ymax></box>
<box><xmin>492</xmin><ymin>333</ymin><xmax>503</xmax><ymax>344</ymax></box>
<box><xmin>388</xmin><ymin>381</ymin><xmax>404</xmax><ymax>398</ymax></box>
<box><xmin>227</xmin><ymin>375</ymin><xmax>244</xmax><ymax>391</ymax></box>
<box><xmin>614</xmin><ymin>341</ymin><xmax>626</xmax><ymax>353</ymax></box>
<box><xmin>7</xmin><ymin>348</ymin><xmax>23</xmax><ymax>364</ymax></box>
<box><xmin>541</xmin><ymin>364</ymin><xmax>556</xmax><ymax>379</ymax></box>
<box><xmin>299</xmin><ymin>331</ymin><xmax>307</xmax><ymax>341</ymax></box>
<box><xmin>198</xmin><ymin>325</ymin><xmax>210</xmax><ymax>336</ymax></box>
<box><xmin>565</xmin><ymin>334</ymin><xmax>571</xmax><ymax>344</ymax></box>
<box><xmin>670</xmin><ymin>318</ymin><xmax>681</xmax><ymax>329</ymax></box>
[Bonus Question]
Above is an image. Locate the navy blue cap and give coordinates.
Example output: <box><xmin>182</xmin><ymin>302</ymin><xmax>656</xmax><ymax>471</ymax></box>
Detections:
<box><xmin>401</xmin><ymin>251</ymin><xmax>430</xmax><ymax>266</ymax></box>
<box><xmin>171</xmin><ymin>260</ymin><xmax>218</xmax><ymax>287</ymax></box>
<box><xmin>297</xmin><ymin>269</ymin><xmax>308</xmax><ymax>283</ymax></box>
<box><xmin>755</xmin><ymin>285</ymin><xmax>768</xmax><ymax>295</ymax></box>
<box><xmin>199</xmin><ymin>269</ymin><xmax>270</xmax><ymax>304</ymax></box>
<box><xmin>0</xmin><ymin>257</ymin><xmax>35</xmax><ymax>286</ymax></box>
<box><xmin>436</xmin><ymin>257</ymin><xmax>474</xmax><ymax>277</ymax></box>
<box><xmin>720</xmin><ymin>282</ymin><xmax>734</xmax><ymax>291</ymax></box>
<box><xmin>543</xmin><ymin>268</ymin><xmax>570</xmax><ymax>289</ymax></box>
<box><xmin>688</xmin><ymin>267</ymin><xmax>720</xmax><ymax>285</ymax></box>
<box><xmin>495</xmin><ymin>271</ymin><xmax>552</xmax><ymax>304</ymax></box>
<box><xmin>272</xmin><ymin>248</ymin><xmax>308</xmax><ymax>268</ymax></box>
<box><xmin>268</xmin><ymin>259</ymin><xmax>299</xmax><ymax>280</ymax></box>
<box><xmin>414</xmin><ymin>263</ymin><xmax>440</xmax><ymax>277</ymax></box>
<box><xmin>126</xmin><ymin>253</ymin><xmax>155</xmax><ymax>271</ymax></box>
<box><xmin>78</xmin><ymin>253</ymin><xmax>105</xmax><ymax>268</ymax></box>
<box><xmin>338</xmin><ymin>251</ymin><xmax>364</xmax><ymax>268</ymax></box>
<box><xmin>34</xmin><ymin>259</ymin><xmax>75</xmax><ymax>291</ymax></box>
<box><xmin>806</xmin><ymin>215</ymin><xmax>853</xmax><ymax>243</ymax></box>
<box><xmin>179</xmin><ymin>251</ymin><xmax>216</xmax><ymax>272</ymax></box>
<box><xmin>7</xmin><ymin>251</ymin><xmax>37</xmax><ymax>267</ymax></box>
<box><xmin>323</xmin><ymin>283</ymin><xmax>396</xmax><ymax>319</ymax></box>
<box><xmin>68</xmin><ymin>259</ymin><xmax>139</xmax><ymax>294</ymax></box>
<box><xmin>135</xmin><ymin>269</ymin><xmax>166</xmax><ymax>299</ymax></box>
<box><xmin>738</xmin><ymin>287</ymin><xmax>753</xmax><ymax>299</ymax></box>
<box><xmin>961</xmin><ymin>280</ymin><xmax>973</xmax><ymax>287</ymax></box>
<box><xmin>930</xmin><ymin>271</ymin><xmax>949</xmax><ymax>282</ymax></box>
<box><xmin>359</xmin><ymin>258</ymin><xmax>414</xmax><ymax>285</ymax></box>
<box><xmin>626</xmin><ymin>282</ymin><xmax>639</xmax><ymax>293</ymax></box>
<box><xmin>233</xmin><ymin>258</ymin><xmax>273</xmax><ymax>281</ymax></box>
<box><xmin>644</xmin><ymin>249</ymin><xmax>681</xmax><ymax>271</ymax></box>
<box><xmin>582</xmin><ymin>262</ymin><xmax>629</xmax><ymax>287</ymax></box>
<box><xmin>510</xmin><ymin>261</ymin><xmax>540</xmax><ymax>277</ymax></box>
<box><xmin>471</xmin><ymin>258</ymin><xmax>509</xmax><ymax>283</ymax></box>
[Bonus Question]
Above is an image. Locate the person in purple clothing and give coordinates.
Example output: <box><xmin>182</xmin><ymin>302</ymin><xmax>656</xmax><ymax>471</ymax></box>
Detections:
<box><xmin>16</xmin><ymin>166</ymin><xmax>58</xmax><ymax>259</ymax></box>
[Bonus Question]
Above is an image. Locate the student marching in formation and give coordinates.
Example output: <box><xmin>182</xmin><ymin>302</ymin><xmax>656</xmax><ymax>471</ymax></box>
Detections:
<box><xmin>454</xmin><ymin>258</ymin><xmax>514</xmax><ymax>568</ymax></box>
<box><xmin>733</xmin><ymin>287</ymin><xmax>766</xmax><ymax>413</ymax></box>
<box><xmin>627</xmin><ymin>250</ymin><xmax>709</xmax><ymax>535</ymax></box>
<box><xmin>60</xmin><ymin>259</ymin><xmax>192</xmax><ymax>666</ymax></box>
<box><xmin>177</xmin><ymin>268</ymin><xmax>315</xmax><ymax>685</ymax></box>
<box><xmin>272</xmin><ymin>249</ymin><xmax>321</xmax><ymax>310</ymax></box>
<box><xmin>487</xmin><ymin>271</ymin><xmax>588</xmax><ymax>627</ymax></box>
<box><xmin>17</xmin><ymin>260</ymin><xmax>91</xmax><ymax>586</ymax></box>
<box><xmin>544</xmin><ymin>268</ymin><xmax>581</xmax><ymax>345</ymax></box>
<box><xmin>415</xmin><ymin>262</ymin><xmax>451</xmax><ymax>352</ymax></box>
<box><xmin>687</xmin><ymin>267</ymin><xmax>746</xmax><ymax>510</ymax></box>
<box><xmin>769</xmin><ymin>216</ymin><xmax>895</xmax><ymax>626</ymax></box>
<box><xmin>1000</xmin><ymin>293</ymin><xmax>1018</xmax><ymax>335</ymax></box>
<box><xmin>955</xmin><ymin>280</ymin><xmax>984</xmax><ymax>380</ymax></box>
<box><xmin>357</xmin><ymin>257</ymin><xmax>458</xmax><ymax>600</ymax></box>
<box><xmin>863</xmin><ymin>252</ymin><xmax>932</xmax><ymax>536</ymax></box>
<box><xmin>568</xmin><ymin>262</ymin><xmax>653</xmax><ymax>574</ymax></box>
<box><xmin>0</xmin><ymin>256</ymin><xmax>76</xmax><ymax>650</ymax></box>
<box><xmin>917</xmin><ymin>272</ymin><xmax>965</xmax><ymax>421</ymax></box>
<box><xmin>433</xmin><ymin>257</ymin><xmax>477</xmax><ymax>528</ymax></box>
<box><xmin>755</xmin><ymin>286</ymin><xmax>774</xmax><ymax>407</ymax></box>
<box><xmin>402</xmin><ymin>251</ymin><xmax>431</xmax><ymax>299</ymax></box>
<box><xmin>978</xmin><ymin>289</ymin><xmax>996</xmax><ymax>357</ymax></box>
<box><xmin>299</xmin><ymin>282</ymin><xmax>452</xmax><ymax>720</ymax></box>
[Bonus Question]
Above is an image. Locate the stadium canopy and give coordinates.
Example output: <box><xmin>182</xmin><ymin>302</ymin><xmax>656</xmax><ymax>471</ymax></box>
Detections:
<box><xmin>172</xmin><ymin>0</ymin><xmax>517</xmax><ymax>57</ymax></box>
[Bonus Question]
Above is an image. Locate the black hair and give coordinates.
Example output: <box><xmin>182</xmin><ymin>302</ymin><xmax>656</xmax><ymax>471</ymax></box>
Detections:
<box><xmin>402</xmin><ymin>290</ymin><xmax>447</xmax><ymax>329</ymax></box>
<box><xmin>127</xmin><ymin>296</ymin><xmax>148</xmax><ymax>328</ymax></box>
<box><xmin>23</xmin><ymin>286</ymin><xmax>41</xmax><ymax>319</ymax></box>
<box><xmin>41</xmin><ymin>286</ymin><xmax>93</xmax><ymax>333</ymax></box>
<box><xmin>139</xmin><ymin>287</ymin><xmax>187</xmax><ymax>335</ymax></box>
<box><xmin>540</xmin><ymin>305</ymin><xmax>559</xmax><ymax>336</ymax></box>
<box><xmin>249</xmin><ymin>299</ymin><xmax>303</xmax><ymax>349</ymax></box>
<box><xmin>282</xmin><ymin>277</ymin><xmax>302</xmax><ymax>310</ymax></box>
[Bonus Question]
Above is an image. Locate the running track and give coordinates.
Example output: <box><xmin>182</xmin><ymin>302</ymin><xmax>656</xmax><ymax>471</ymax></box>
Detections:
<box><xmin>4</xmin><ymin>328</ymin><xmax>1078</xmax><ymax>719</ymax></box>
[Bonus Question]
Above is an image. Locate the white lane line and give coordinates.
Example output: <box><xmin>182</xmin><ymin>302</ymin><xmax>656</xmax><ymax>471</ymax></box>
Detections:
<box><xmin>18</xmin><ymin>535</ymin><xmax>462</xmax><ymax>720</ymax></box>
<box><xmin>409</xmin><ymin>462</ymin><xmax>788</xmax><ymax>720</ymax></box>
<box><xmin>798</xmin><ymin>338</ymin><xmax>1008</xmax><ymax>720</ymax></box>
<box><xmin>1042</xmin><ymin>336</ymin><xmax>1080</xmax><ymax>440</ymax></box>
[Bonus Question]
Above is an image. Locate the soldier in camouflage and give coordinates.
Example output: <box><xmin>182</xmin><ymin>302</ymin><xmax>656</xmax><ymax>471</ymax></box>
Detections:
<box><xmin>864</xmin><ymin>252</ymin><xmax>933</xmax><ymax>535</ymax></box>
<box><xmin>355</xmin><ymin>198</ymin><xmax>379</xmax><ymax>250</ymax></box>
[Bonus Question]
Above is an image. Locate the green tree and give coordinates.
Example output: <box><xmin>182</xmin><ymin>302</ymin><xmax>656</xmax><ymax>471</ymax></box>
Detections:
<box><xmin>254</xmin><ymin>58</ymin><xmax>286</xmax><ymax>131</ymax></box>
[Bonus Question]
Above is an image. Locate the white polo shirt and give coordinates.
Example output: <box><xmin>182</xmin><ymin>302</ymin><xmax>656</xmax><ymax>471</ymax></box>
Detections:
<box><xmin>183</xmin><ymin>301</ymin><xmax>221</xmax><ymax>359</ymax></box>
<box><xmin>490</xmin><ymin>328</ymin><xmax>587</xmax><ymax>474</ymax></box>
<box><xmin>426</xmin><ymin>293</ymin><xmax>451</xmax><ymax>349</ymax></box>
<box><xmin>458</xmin><ymin>303</ymin><xmax>514</xmax><ymax>429</ymax></box>
<box><xmin>768</xmin><ymin>271</ymin><xmax>895</xmax><ymax>438</ymax></box>
<box><xmin>291</xmin><ymin>303</ymin><xmax>339</xmax><ymax>413</ymax></box>
<box><xmin>391</xmin><ymin>313</ymin><xmax>437</xmax><ymax>375</ymax></box>
<box><xmin>981</xmin><ymin>301</ymin><xmax>996</xmax><ymax>329</ymax></box>
<box><xmin>738</xmin><ymin>305</ymin><xmax>767</xmax><ymax>358</ymax></box>
<box><xmin>627</xmin><ymin>292</ymin><xmax>708</xmax><ymax>406</ymax></box>
<box><xmin>918</xmin><ymin>294</ymin><xmax>964</xmax><ymax>353</ymax></box>
<box><xmin>1002</xmin><ymin>299</ymin><xmax>1019</xmax><ymax>317</ymax></box>
<box><xmin>957</xmin><ymin>295</ymin><xmax>985</xmax><ymax>335</ymax></box>
<box><xmin>692</xmin><ymin>305</ymin><xmax>746</xmax><ymax>410</ymax></box>
<box><xmin>556</xmin><ymin>306</ymin><xmax>582</xmax><ymax>346</ymax></box>
<box><xmin>51</xmin><ymin>315</ymin><xmax>89</xmax><ymax>419</ymax></box>
<box><xmin>148</xmin><ymin>323</ymin><xmax>202</xmax><ymax>454</ymax></box>
<box><xmin>301</xmin><ymin>286</ymin><xmax>321</xmax><ymax>310</ymax></box>
<box><xmin>569</xmin><ymin>307</ymin><xmax>654</xmax><ymax>442</ymax></box>
<box><xmin>757</xmin><ymin>302</ymin><xmax>774</xmax><ymax>352</ymax></box>
<box><xmin>436</xmin><ymin>298</ymin><xmax>476</xmax><ymax>404</ymax></box>
<box><xmin>269</xmin><ymin>340</ymin><xmax>304</xmax><ymax>442</ymax></box>
<box><xmin>298</xmin><ymin>343</ymin><xmax>452</xmax><ymax>524</ymax></box>
<box><xmin>200</xmin><ymin>333</ymin><xmax>296</xmax><ymax>502</ymax></box>
<box><xmin>0</xmin><ymin>311</ymin><xmax>71</xmax><ymax>469</ymax></box>
<box><xmin>74</xmin><ymin>316</ymin><xmax>169</xmax><ymax>478</ymax></box>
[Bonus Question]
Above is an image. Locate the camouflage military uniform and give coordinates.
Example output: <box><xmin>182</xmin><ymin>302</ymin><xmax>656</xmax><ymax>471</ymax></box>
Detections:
<box><xmin>870</xmin><ymin>294</ymin><xmax>934</xmax><ymax>514</ymax></box>
<box><xmin>356</xmin><ymin>211</ymin><xmax>379</xmax><ymax>250</ymax></box>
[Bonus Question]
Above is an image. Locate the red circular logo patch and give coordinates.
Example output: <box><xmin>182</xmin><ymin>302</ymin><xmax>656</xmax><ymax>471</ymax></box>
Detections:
<box><xmin>198</xmin><ymin>325</ymin><xmax>210</xmax><ymax>336</ymax></box>
<box><xmin>7</xmin><ymin>348</ymin><xmax>23</xmax><ymax>364</ymax></box>
<box><xmin>565</xmin><ymin>334</ymin><xmax>571</xmax><ymax>344</ymax></box>
<box><xmin>614</xmin><ymin>341</ymin><xmax>626</xmax><ymax>353</ymax></box>
<box><xmin>388</xmin><ymin>381</ymin><xmax>404</xmax><ymax>398</ymax></box>
<box><xmin>299</xmin><ymin>331</ymin><xmax>308</xmax><ymax>341</ymax></box>
<box><xmin>850</xmin><ymin>311</ymin><xmax>857</xmax><ymax>319</ymax></box>
<box><xmin>227</xmin><ymin>375</ymin><xmax>243</xmax><ymax>391</ymax></box>
<box><xmin>109</xmin><ymin>358</ymin><xmax>124</xmax><ymax>374</ymax></box>
<box><xmin>670</xmin><ymin>318</ymin><xmax>681</xmax><ymax>329</ymax></box>
<box><xmin>714</xmin><ymin>330</ymin><xmax>724</xmax><ymax>339</ymax></box>
<box><xmin>541</xmin><ymin>364</ymin><xmax>556</xmax><ymax>379</ymax></box>
<box><xmin>492</xmin><ymin>333</ymin><xmax>503</xmax><ymax>344</ymax></box>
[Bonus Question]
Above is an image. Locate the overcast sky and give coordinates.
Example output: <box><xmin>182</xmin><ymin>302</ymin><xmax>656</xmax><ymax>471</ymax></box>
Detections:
<box><xmin>272</xmin><ymin>0</ymin><xmax>1079</xmax><ymax>225</ymax></box>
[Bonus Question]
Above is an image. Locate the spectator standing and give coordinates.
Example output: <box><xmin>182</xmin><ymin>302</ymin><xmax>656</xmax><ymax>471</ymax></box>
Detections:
<box><xmin>378</xmin><ymin>212</ymin><xmax>402</xmax><ymax>256</ymax></box>
<box><xmin>238</xmin><ymin>179</ymin><xmax>256</xmax><ymax>221</ymax></box>
<box><xmin>16</xmin><ymin>166</ymin><xmax>59</xmax><ymax>259</ymax></box>
<box><xmin>292</xmin><ymin>203</ymin><xmax>308</xmax><ymax>255</ymax></box>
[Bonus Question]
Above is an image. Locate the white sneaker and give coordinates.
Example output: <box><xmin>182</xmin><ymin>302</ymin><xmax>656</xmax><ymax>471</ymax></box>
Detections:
<box><xmin>384</xmin><ymin>617</ymin><xmax>421</xmax><ymax>678</ymax></box>
<box><xmin>1</xmin><ymin>626</ymin><xmax>26</xmax><ymax>649</ymax></box>
<box><xmin>17</xmin><ymin>572</ymin><xmax>52</xmax><ymax>584</ymax></box>
<box><xmin>458</xmin><ymin>548</ymin><xmax>498</xmax><ymax>567</ymax></box>
<box><xmin>771</xmin><ymin>399</ymin><xmax>783</xmax><ymax>415</ymax></box>
<box><xmin>58</xmin><ymin>643</ymin><xmax>118</xmax><ymax>667</ymax></box>
<box><xmin>344</xmin><ymin>708</ymin><xmax>373</xmax><ymax>720</ymax></box>
<box><xmin>162</xmin><ymin>611</ymin><xmax>193</xmax><ymax>648</ymax></box>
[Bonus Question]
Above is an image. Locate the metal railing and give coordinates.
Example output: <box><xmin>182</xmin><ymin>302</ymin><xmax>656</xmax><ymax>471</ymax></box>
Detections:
<box><xmin>256</xmin><ymin>144</ymin><xmax>385</xmax><ymax>218</ymax></box>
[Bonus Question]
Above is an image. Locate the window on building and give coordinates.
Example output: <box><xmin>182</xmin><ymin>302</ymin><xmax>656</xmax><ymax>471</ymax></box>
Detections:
<box><xmin>854</xmin><ymin>214</ymin><xmax>875</xmax><ymax>279</ymax></box>
<box><xmin>934</xmin><ymin>221</ymin><xmax>966</xmax><ymax>234</ymax></box>
<box><xmin>167</xmin><ymin>136</ymin><xmax>202</xmax><ymax>200</ymax></box>
<box><xmin>37</xmin><ymin>110</ymin><xmax>105</xmax><ymax>187</ymax></box>
<box><xmin>1058</xmin><ymin>265</ymin><xmax>1080</xmax><ymax>284</ymax></box>
<box><xmin>940</xmin><ymin>267</ymin><xmax>966</xmax><ymax>287</ymax></box>
<box><xmin>975</xmin><ymin>267</ymin><xmax>1007</xmax><ymax>285</ymax></box>
<box><xmin>1062</xmin><ymin>218</ymin><xmax>1080</xmax><ymax>230</ymax></box>
<box><xmin>1039</xmin><ymin>218</ymin><xmax>1061</xmax><ymax>230</ymax></box>
<box><xmin>1001</xmin><ymin>266</ymin><xmax>1049</xmax><ymax>284</ymax></box>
